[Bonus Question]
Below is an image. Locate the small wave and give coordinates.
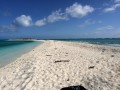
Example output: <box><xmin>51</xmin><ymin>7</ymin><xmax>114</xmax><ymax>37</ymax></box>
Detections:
<box><xmin>106</xmin><ymin>44</ymin><xmax>120</xmax><ymax>47</ymax></box>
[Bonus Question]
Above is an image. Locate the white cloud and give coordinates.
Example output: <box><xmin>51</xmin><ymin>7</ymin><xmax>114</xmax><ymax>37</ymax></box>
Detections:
<box><xmin>92</xmin><ymin>25</ymin><xmax>120</xmax><ymax>38</ymax></box>
<box><xmin>35</xmin><ymin>18</ymin><xmax>46</xmax><ymax>26</ymax></box>
<box><xmin>47</xmin><ymin>10</ymin><xmax>68</xmax><ymax>23</ymax></box>
<box><xmin>35</xmin><ymin>3</ymin><xmax>94</xmax><ymax>27</ymax></box>
<box><xmin>0</xmin><ymin>2</ymin><xmax>94</xmax><ymax>31</ymax></box>
<box><xmin>104</xmin><ymin>3</ymin><xmax>120</xmax><ymax>12</ymax></box>
<box><xmin>14</xmin><ymin>3</ymin><xmax>94</xmax><ymax>28</ymax></box>
<box><xmin>104</xmin><ymin>0</ymin><xmax>120</xmax><ymax>12</ymax></box>
<box><xmin>115</xmin><ymin>0</ymin><xmax>120</xmax><ymax>3</ymax></box>
<box><xmin>97</xmin><ymin>25</ymin><xmax>114</xmax><ymax>30</ymax></box>
<box><xmin>35</xmin><ymin>10</ymin><xmax>68</xmax><ymax>27</ymax></box>
<box><xmin>14</xmin><ymin>15</ymin><xmax>32</xmax><ymax>27</ymax></box>
<box><xmin>80</xmin><ymin>20</ymin><xmax>95</xmax><ymax>28</ymax></box>
<box><xmin>79</xmin><ymin>19</ymin><xmax>102</xmax><ymax>28</ymax></box>
<box><xmin>0</xmin><ymin>25</ymin><xmax>16</xmax><ymax>32</ymax></box>
<box><xmin>66</xmin><ymin>2</ymin><xmax>94</xmax><ymax>18</ymax></box>
<box><xmin>0</xmin><ymin>15</ymin><xmax>33</xmax><ymax>32</ymax></box>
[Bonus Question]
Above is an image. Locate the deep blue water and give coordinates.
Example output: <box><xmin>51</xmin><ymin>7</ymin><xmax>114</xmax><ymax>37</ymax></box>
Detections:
<box><xmin>54</xmin><ymin>38</ymin><xmax>120</xmax><ymax>47</ymax></box>
<box><xmin>0</xmin><ymin>41</ymin><xmax>41</xmax><ymax>67</ymax></box>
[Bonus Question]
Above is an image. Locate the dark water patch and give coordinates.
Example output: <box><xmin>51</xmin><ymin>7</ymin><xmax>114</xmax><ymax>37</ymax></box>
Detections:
<box><xmin>0</xmin><ymin>41</ymin><xmax>34</xmax><ymax>47</ymax></box>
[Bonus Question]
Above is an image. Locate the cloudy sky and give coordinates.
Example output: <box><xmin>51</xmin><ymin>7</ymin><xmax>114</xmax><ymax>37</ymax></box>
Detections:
<box><xmin>0</xmin><ymin>0</ymin><xmax>120</xmax><ymax>39</ymax></box>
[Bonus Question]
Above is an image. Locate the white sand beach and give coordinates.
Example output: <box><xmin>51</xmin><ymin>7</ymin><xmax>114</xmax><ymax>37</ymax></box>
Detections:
<box><xmin>0</xmin><ymin>40</ymin><xmax>120</xmax><ymax>90</ymax></box>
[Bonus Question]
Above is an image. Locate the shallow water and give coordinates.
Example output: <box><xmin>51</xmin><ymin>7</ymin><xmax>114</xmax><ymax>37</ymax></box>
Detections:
<box><xmin>0</xmin><ymin>41</ymin><xmax>41</xmax><ymax>67</ymax></box>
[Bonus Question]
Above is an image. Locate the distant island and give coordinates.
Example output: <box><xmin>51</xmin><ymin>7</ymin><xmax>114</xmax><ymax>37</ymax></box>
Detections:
<box><xmin>8</xmin><ymin>38</ymin><xmax>37</xmax><ymax>41</ymax></box>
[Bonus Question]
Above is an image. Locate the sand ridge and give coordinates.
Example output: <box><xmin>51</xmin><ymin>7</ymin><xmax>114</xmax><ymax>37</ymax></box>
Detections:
<box><xmin>0</xmin><ymin>40</ymin><xmax>120</xmax><ymax>90</ymax></box>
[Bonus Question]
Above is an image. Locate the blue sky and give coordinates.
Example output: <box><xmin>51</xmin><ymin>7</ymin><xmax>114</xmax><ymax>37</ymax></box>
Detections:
<box><xmin>0</xmin><ymin>0</ymin><xmax>120</xmax><ymax>39</ymax></box>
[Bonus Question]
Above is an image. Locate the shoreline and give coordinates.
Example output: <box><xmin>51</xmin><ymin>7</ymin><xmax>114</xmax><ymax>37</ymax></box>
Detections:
<box><xmin>0</xmin><ymin>40</ymin><xmax>120</xmax><ymax>90</ymax></box>
<box><xmin>0</xmin><ymin>41</ymin><xmax>42</xmax><ymax>68</ymax></box>
<box><xmin>59</xmin><ymin>40</ymin><xmax>120</xmax><ymax>48</ymax></box>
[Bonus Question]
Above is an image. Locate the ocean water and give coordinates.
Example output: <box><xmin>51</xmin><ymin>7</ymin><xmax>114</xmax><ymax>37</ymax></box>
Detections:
<box><xmin>56</xmin><ymin>38</ymin><xmax>120</xmax><ymax>47</ymax></box>
<box><xmin>0</xmin><ymin>41</ymin><xmax>41</xmax><ymax>67</ymax></box>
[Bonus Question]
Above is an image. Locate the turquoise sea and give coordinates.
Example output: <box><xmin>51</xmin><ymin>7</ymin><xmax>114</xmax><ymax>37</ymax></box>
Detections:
<box><xmin>56</xmin><ymin>38</ymin><xmax>120</xmax><ymax>47</ymax></box>
<box><xmin>0</xmin><ymin>41</ymin><xmax>41</xmax><ymax>67</ymax></box>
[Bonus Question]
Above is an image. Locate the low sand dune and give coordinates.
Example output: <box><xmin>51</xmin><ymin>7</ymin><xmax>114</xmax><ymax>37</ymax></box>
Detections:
<box><xmin>0</xmin><ymin>40</ymin><xmax>120</xmax><ymax>90</ymax></box>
